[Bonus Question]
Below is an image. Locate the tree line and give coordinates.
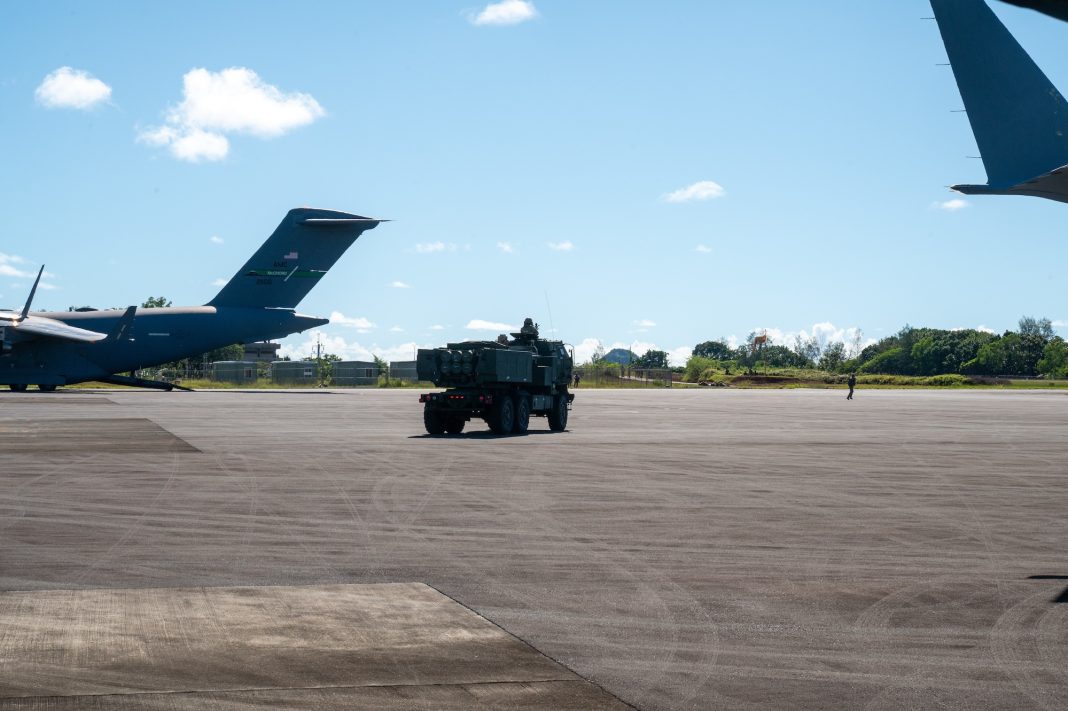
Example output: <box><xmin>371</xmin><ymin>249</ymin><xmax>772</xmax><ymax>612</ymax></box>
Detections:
<box><xmin>687</xmin><ymin>316</ymin><xmax>1066</xmax><ymax>378</ymax></box>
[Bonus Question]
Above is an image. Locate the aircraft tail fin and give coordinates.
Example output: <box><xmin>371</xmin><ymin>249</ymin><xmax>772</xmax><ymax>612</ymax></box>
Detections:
<box><xmin>931</xmin><ymin>0</ymin><xmax>1068</xmax><ymax>188</ymax></box>
<box><xmin>208</xmin><ymin>208</ymin><xmax>383</xmax><ymax>310</ymax></box>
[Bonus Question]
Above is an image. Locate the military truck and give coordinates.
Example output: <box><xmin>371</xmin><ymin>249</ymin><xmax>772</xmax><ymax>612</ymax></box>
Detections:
<box><xmin>417</xmin><ymin>318</ymin><xmax>574</xmax><ymax>435</ymax></box>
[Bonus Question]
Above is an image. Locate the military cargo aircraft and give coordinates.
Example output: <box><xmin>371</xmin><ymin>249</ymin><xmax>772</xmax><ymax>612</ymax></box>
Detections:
<box><xmin>931</xmin><ymin>0</ymin><xmax>1068</xmax><ymax>203</ymax></box>
<box><xmin>1000</xmin><ymin>0</ymin><xmax>1068</xmax><ymax>24</ymax></box>
<box><xmin>0</xmin><ymin>207</ymin><xmax>382</xmax><ymax>391</ymax></box>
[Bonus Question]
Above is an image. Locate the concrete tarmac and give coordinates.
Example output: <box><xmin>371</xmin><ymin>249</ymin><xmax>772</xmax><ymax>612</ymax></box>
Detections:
<box><xmin>1</xmin><ymin>388</ymin><xmax>1066</xmax><ymax>709</ymax></box>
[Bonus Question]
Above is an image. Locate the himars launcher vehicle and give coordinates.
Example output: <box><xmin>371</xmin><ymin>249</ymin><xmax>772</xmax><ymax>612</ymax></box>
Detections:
<box><xmin>417</xmin><ymin>318</ymin><xmax>574</xmax><ymax>435</ymax></box>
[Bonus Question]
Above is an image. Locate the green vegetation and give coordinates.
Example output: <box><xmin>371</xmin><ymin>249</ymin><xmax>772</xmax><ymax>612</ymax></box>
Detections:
<box><xmin>667</xmin><ymin>317</ymin><xmax>1068</xmax><ymax>389</ymax></box>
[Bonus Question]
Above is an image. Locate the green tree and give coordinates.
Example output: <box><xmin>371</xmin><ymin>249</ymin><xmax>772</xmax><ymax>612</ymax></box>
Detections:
<box><xmin>316</xmin><ymin>352</ymin><xmax>341</xmax><ymax>385</ymax></box>
<box><xmin>633</xmin><ymin>349</ymin><xmax>669</xmax><ymax>369</ymax></box>
<box><xmin>141</xmin><ymin>296</ymin><xmax>171</xmax><ymax>308</ymax></box>
<box><xmin>683</xmin><ymin>355</ymin><xmax>718</xmax><ymax>382</ymax></box>
<box><xmin>859</xmin><ymin>347</ymin><xmax>909</xmax><ymax>374</ymax></box>
<box><xmin>792</xmin><ymin>334</ymin><xmax>820</xmax><ymax>364</ymax></box>
<box><xmin>373</xmin><ymin>354</ymin><xmax>389</xmax><ymax>382</ymax></box>
<box><xmin>1037</xmin><ymin>337</ymin><xmax>1068</xmax><ymax>377</ymax></box>
<box><xmin>819</xmin><ymin>342</ymin><xmax>846</xmax><ymax>372</ymax></box>
<box><xmin>205</xmin><ymin>344</ymin><xmax>244</xmax><ymax>362</ymax></box>
<box><xmin>692</xmin><ymin>340</ymin><xmax>733</xmax><ymax>360</ymax></box>
<box><xmin>1018</xmin><ymin>316</ymin><xmax>1054</xmax><ymax>340</ymax></box>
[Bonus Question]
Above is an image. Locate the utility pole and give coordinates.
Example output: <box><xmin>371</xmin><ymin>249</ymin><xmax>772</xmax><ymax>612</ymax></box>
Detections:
<box><xmin>316</xmin><ymin>334</ymin><xmax>323</xmax><ymax>387</ymax></box>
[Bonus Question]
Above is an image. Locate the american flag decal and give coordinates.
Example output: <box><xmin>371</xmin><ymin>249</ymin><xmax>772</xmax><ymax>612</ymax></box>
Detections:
<box><xmin>283</xmin><ymin>251</ymin><xmax>298</xmax><ymax>260</ymax></box>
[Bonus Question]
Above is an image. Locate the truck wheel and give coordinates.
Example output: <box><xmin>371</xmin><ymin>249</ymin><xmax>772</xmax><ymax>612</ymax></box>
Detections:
<box><xmin>547</xmin><ymin>394</ymin><xmax>568</xmax><ymax>431</ymax></box>
<box><xmin>513</xmin><ymin>396</ymin><xmax>530</xmax><ymax>434</ymax></box>
<box><xmin>9</xmin><ymin>384</ymin><xmax>27</xmax><ymax>392</ymax></box>
<box><xmin>489</xmin><ymin>394</ymin><xmax>515</xmax><ymax>435</ymax></box>
<box><xmin>37</xmin><ymin>384</ymin><xmax>57</xmax><ymax>393</ymax></box>
<box><xmin>444</xmin><ymin>415</ymin><xmax>466</xmax><ymax>434</ymax></box>
<box><xmin>423</xmin><ymin>404</ymin><xmax>446</xmax><ymax>435</ymax></box>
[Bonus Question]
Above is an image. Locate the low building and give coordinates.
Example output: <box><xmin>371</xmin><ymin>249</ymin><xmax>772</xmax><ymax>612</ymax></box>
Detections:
<box><xmin>389</xmin><ymin>360</ymin><xmax>418</xmax><ymax>381</ymax></box>
<box><xmin>333</xmin><ymin>361</ymin><xmax>379</xmax><ymax>386</ymax></box>
<box><xmin>211</xmin><ymin>361</ymin><xmax>258</xmax><ymax>384</ymax></box>
<box><xmin>272</xmin><ymin>360</ymin><xmax>319</xmax><ymax>386</ymax></box>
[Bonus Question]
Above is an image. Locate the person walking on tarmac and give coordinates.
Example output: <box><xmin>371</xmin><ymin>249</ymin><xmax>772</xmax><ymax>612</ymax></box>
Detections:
<box><xmin>847</xmin><ymin>372</ymin><xmax>856</xmax><ymax>400</ymax></box>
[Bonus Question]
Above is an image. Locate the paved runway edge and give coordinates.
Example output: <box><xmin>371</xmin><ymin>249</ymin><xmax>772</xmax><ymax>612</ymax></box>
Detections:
<box><xmin>0</xmin><ymin>583</ymin><xmax>629</xmax><ymax>709</ymax></box>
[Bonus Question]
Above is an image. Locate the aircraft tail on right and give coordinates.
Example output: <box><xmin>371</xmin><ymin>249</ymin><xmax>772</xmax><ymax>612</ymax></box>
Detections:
<box><xmin>931</xmin><ymin>0</ymin><xmax>1068</xmax><ymax>202</ymax></box>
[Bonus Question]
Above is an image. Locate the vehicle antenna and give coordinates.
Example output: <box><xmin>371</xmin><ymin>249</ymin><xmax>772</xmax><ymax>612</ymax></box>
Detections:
<box><xmin>544</xmin><ymin>291</ymin><xmax>555</xmax><ymax>336</ymax></box>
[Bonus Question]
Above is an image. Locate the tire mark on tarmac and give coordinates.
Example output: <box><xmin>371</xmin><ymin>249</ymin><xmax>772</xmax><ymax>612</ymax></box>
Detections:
<box><xmin>989</xmin><ymin>588</ymin><xmax>1068</xmax><ymax>710</ymax></box>
<box><xmin>358</xmin><ymin>451</ymin><xmax>724</xmax><ymax>711</ymax></box>
<box><xmin>71</xmin><ymin>451</ymin><xmax>182</xmax><ymax>586</ymax></box>
<box><xmin>0</xmin><ymin>452</ymin><xmax>105</xmax><ymax>534</ymax></box>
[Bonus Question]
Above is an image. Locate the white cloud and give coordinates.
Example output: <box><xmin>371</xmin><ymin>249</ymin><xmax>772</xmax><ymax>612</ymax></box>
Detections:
<box><xmin>329</xmin><ymin>311</ymin><xmax>376</xmax><ymax>330</ymax></box>
<box><xmin>209</xmin><ymin>235</ymin><xmax>224</xmax><ymax>244</ymax></box>
<box><xmin>497</xmin><ymin>241</ymin><xmax>515</xmax><ymax>253</ymax></box>
<box><xmin>573</xmin><ymin>338</ymin><xmax>604</xmax><ymax>365</ymax></box>
<box><xmin>430</xmin><ymin>324</ymin><xmax>445</xmax><ymax>331</ymax></box>
<box><xmin>668</xmin><ymin>347</ymin><xmax>692</xmax><ymax>368</ymax></box>
<box><xmin>389</xmin><ymin>281</ymin><xmax>411</xmax><ymax>289</ymax></box>
<box><xmin>414</xmin><ymin>241</ymin><xmax>447</xmax><ymax>253</ymax></box>
<box><xmin>466</xmin><ymin>319</ymin><xmax>516</xmax><ymax>331</ymax></box>
<box><xmin>1052</xmin><ymin>320</ymin><xmax>1068</xmax><ymax>328</ymax></box>
<box><xmin>0</xmin><ymin>254</ymin><xmax>55</xmax><ymax>283</ymax></box>
<box><xmin>35</xmin><ymin>67</ymin><xmax>111</xmax><ymax>110</ymax></box>
<box><xmin>390</xmin><ymin>326</ymin><xmax>405</xmax><ymax>333</ymax></box>
<box><xmin>278</xmin><ymin>330</ymin><xmax>422</xmax><ymax>364</ymax></box>
<box><xmin>664</xmin><ymin>180</ymin><xmax>725</xmax><ymax>203</ymax></box>
<box><xmin>695</xmin><ymin>244</ymin><xmax>712</xmax><ymax>253</ymax></box>
<box><xmin>548</xmin><ymin>241</ymin><xmax>574</xmax><ymax>251</ymax></box>
<box><xmin>0</xmin><ymin>261</ymin><xmax>32</xmax><ymax>279</ymax></box>
<box><xmin>934</xmin><ymin>198</ymin><xmax>970</xmax><ymax>211</ymax></box>
<box><xmin>721</xmin><ymin>322</ymin><xmax>876</xmax><ymax>355</ymax></box>
<box><xmin>470</xmin><ymin>0</ymin><xmax>538</xmax><ymax>26</ymax></box>
<box><xmin>574</xmin><ymin>339</ymin><xmax>688</xmax><ymax>367</ymax></box>
<box><xmin>139</xmin><ymin>67</ymin><xmax>324</xmax><ymax>162</ymax></box>
<box><xmin>211</xmin><ymin>278</ymin><xmax>227</xmax><ymax>287</ymax></box>
<box><xmin>976</xmin><ymin>324</ymin><xmax>995</xmax><ymax>334</ymax></box>
<box><xmin>634</xmin><ymin>319</ymin><xmax>656</xmax><ymax>328</ymax></box>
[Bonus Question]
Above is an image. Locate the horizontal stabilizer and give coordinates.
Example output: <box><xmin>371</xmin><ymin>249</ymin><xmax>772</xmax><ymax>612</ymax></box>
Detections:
<box><xmin>17</xmin><ymin>315</ymin><xmax>107</xmax><ymax>343</ymax></box>
<box><xmin>952</xmin><ymin>162</ymin><xmax>1068</xmax><ymax>202</ymax></box>
<box><xmin>931</xmin><ymin>0</ymin><xmax>1068</xmax><ymax>193</ymax></box>
<box><xmin>209</xmin><ymin>208</ymin><xmax>382</xmax><ymax>310</ymax></box>
<box><xmin>301</xmin><ymin>218</ymin><xmax>387</xmax><ymax>225</ymax></box>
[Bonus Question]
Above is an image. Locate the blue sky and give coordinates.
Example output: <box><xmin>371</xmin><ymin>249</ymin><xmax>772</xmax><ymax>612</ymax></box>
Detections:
<box><xmin>2</xmin><ymin>1</ymin><xmax>1065</xmax><ymax>365</ymax></box>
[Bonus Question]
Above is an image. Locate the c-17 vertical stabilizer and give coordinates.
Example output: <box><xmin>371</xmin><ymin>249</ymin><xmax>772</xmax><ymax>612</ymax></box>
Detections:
<box><xmin>931</xmin><ymin>0</ymin><xmax>1068</xmax><ymax>203</ymax></box>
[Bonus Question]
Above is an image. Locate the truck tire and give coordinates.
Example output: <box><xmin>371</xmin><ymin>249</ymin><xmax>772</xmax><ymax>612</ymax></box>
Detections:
<box><xmin>547</xmin><ymin>394</ymin><xmax>568</xmax><ymax>431</ymax></box>
<box><xmin>9</xmin><ymin>384</ymin><xmax>27</xmax><ymax>392</ymax></box>
<box><xmin>444</xmin><ymin>415</ymin><xmax>466</xmax><ymax>434</ymax></box>
<box><xmin>423</xmin><ymin>404</ymin><xmax>446</xmax><ymax>435</ymax></box>
<box><xmin>489</xmin><ymin>394</ymin><xmax>515</xmax><ymax>435</ymax></box>
<box><xmin>513</xmin><ymin>396</ymin><xmax>530</xmax><ymax>434</ymax></box>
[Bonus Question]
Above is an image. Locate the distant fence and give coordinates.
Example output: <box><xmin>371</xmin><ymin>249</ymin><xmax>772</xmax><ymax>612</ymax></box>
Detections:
<box><xmin>573</xmin><ymin>365</ymin><xmax>674</xmax><ymax>388</ymax></box>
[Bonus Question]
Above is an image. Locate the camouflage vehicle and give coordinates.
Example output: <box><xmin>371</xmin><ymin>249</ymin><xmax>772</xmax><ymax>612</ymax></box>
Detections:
<box><xmin>417</xmin><ymin>318</ymin><xmax>574</xmax><ymax>435</ymax></box>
